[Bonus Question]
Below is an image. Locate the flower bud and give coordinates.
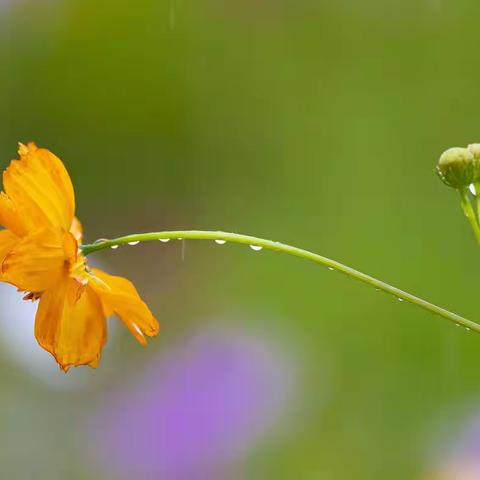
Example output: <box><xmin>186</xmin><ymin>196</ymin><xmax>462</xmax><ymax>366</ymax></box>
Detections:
<box><xmin>468</xmin><ymin>143</ymin><xmax>480</xmax><ymax>160</ymax></box>
<box><xmin>437</xmin><ymin>147</ymin><xmax>476</xmax><ymax>189</ymax></box>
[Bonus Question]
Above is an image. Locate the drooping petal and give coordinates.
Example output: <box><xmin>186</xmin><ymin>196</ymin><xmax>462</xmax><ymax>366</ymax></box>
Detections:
<box><xmin>2</xmin><ymin>227</ymin><xmax>75</xmax><ymax>293</ymax></box>
<box><xmin>35</xmin><ymin>277</ymin><xmax>107</xmax><ymax>371</ymax></box>
<box><xmin>0</xmin><ymin>143</ymin><xmax>75</xmax><ymax>235</ymax></box>
<box><xmin>89</xmin><ymin>268</ymin><xmax>159</xmax><ymax>345</ymax></box>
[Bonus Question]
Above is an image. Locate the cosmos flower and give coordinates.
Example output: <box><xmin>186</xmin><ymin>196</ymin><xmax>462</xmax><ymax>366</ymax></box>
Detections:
<box><xmin>0</xmin><ymin>142</ymin><xmax>159</xmax><ymax>371</ymax></box>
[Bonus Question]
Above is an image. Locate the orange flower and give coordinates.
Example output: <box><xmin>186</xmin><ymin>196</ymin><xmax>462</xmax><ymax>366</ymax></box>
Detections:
<box><xmin>0</xmin><ymin>143</ymin><xmax>159</xmax><ymax>371</ymax></box>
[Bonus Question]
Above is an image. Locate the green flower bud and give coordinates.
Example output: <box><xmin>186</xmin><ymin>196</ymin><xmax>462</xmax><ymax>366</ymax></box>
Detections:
<box><xmin>437</xmin><ymin>147</ymin><xmax>476</xmax><ymax>189</ymax></box>
<box><xmin>468</xmin><ymin>143</ymin><xmax>480</xmax><ymax>159</ymax></box>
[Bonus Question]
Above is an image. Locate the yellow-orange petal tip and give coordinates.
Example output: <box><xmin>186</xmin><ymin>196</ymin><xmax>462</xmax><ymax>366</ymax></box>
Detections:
<box><xmin>89</xmin><ymin>358</ymin><xmax>100</xmax><ymax>369</ymax></box>
<box><xmin>17</xmin><ymin>142</ymin><xmax>29</xmax><ymax>156</ymax></box>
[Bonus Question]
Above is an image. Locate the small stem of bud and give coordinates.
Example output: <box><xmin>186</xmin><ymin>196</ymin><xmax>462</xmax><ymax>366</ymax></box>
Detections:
<box><xmin>459</xmin><ymin>188</ymin><xmax>480</xmax><ymax>243</ymax></box>
<box><xmin>474</xmin><ymin>181</ymin><xmax>480</xmax><ymax>225</ymax></box>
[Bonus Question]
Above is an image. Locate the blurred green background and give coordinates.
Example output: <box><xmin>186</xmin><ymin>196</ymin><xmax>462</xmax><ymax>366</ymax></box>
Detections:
<box><xmin>2</xmin><ymin>0</ymin><xmax>480</xmax><ymax>478</ymax></box>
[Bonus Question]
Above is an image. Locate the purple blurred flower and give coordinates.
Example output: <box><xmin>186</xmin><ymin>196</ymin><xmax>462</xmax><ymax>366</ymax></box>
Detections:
<box><xmin>427</xmin><ymin>414</ymin><xmax>480</xmax><ymax>479</ymax></box>
<box><xmin>91</xmin><ymin>327</ymin><xmax>294</xmax><ymax>479</ymax></box>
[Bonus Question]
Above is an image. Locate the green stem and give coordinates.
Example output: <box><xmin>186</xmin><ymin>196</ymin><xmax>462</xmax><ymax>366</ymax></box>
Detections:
<box><xmin>460</xmin><ymin>188</ymin><xmax>480</xmax><ymax>243</ymax></box>
<box><xmin>474</xmin><ymin>182</ymin><xmax>480</xmax><ymax>225</ymax></box>
<box><xmin>80</xmin><ymin>230</ymin><xmax>480</xmax><ymax>333</ymax></box>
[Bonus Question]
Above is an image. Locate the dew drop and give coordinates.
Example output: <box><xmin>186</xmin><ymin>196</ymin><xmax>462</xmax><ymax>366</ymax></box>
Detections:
<box><xmin>455</xmin><ymin>323</ymin><xmax>460</xmax><ymax>327</ymax></box>
<box><xmin>470</xmin><ymin>184</ymin><xmax>477</xmax><ymax>196</ymax></box>
<box><xmin>159</xmin><ymin>239</ymin><xmax>170</xmax><ymax>243</ymax></box>
<box><xmin>128</xmin><ymin>241</ymin><xmax>140</xmax><ymax>246</ymax></box>
<box><xmin>178</xmin><ymin>237</ymin><xmax>183</xmax><ymax>240</ymax></box>
<box><xmin>466</xmin><ymin>327</ymin><xmax>471</xmax><ymax>331</ymax></box>
<box><xmin>215</xmin><ymin>239</ymin><xmax>226</xmax><ymax>245</ymax></box>
<box><xmin>328</xmin><ymin>267</ymin><xmax>334</xmax><ymax>271</ymax></box>
<box><xmin>250</xmin><ymin>245</ymin><xmax>263</xmax><ymax>251</ymax></box>
<box><xmin>111</xmin><ymin>245</ymin><xmax>119</xmax><ymax>249</ymax></box>
<box><xmin>397</xmin><ymin>298</ymin><xmax>404</xmax><ymax>302</ymax></box>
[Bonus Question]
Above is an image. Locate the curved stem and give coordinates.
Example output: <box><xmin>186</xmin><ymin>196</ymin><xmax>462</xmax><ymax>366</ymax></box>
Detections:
<box><xmin>80</xmin><ymin>230</ymin><xmax>480</xmax><ymax>333</ymax></box>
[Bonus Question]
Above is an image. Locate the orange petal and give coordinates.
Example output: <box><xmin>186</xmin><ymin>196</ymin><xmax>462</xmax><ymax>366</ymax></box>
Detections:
<box><xmin>2</xmin><ymin>227</ymin><xmax>74</xmax><ymax>293</ymax></box>
<box><xmin>35</xmin><ymin>277</ymin><xmax>107</xmax><ymax>371</ymax></box>
<box><xmin>0</xmin><ymin>143</ymin><xmax>75</xmax><ymax>235</ymax></box>
<box><xmin>89</xmin><ymin>268</ymin><xmax>159</xmax><ymax>345</ymax></box>
<box><xmin>70</xmin><ymin>216</ymin><xmax>83</xmax><ymax>243</ymax></box>
<box><xmin>0</xmin><ymin>192</ymin><xmax>26</xmax><ymax>237</ymax></box>
<box><xmin>0</xmin><ymin>229</ymin><xmax>18</xmax><ymax>264</ymax></box>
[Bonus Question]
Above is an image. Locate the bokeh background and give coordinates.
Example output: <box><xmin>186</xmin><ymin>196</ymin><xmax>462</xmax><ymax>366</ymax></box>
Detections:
<box><xmin>1</xmin><ymin>0</ymin><xmax>480</xmax><ymax>478</ymax></box>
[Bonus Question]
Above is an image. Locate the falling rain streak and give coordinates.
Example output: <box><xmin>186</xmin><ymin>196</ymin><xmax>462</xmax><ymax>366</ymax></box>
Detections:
<box><xmin>169</xmin><ymin>0</ymin><xmax>175</xmax><ymax>30</ymax></box>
